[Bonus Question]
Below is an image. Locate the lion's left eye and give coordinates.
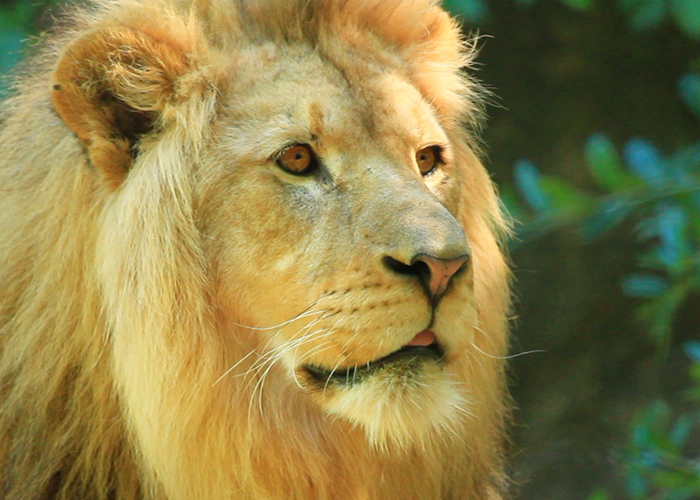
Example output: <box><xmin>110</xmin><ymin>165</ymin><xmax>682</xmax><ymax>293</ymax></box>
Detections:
<box><xmin>416</xmin><ymin>146</ymin><xmax>441</xmax><ymax>176</ymax></box>
<box><xmin>276</xmin><ymin>144</ymin><xmax>317</xmax><ymax>175</ymax></box>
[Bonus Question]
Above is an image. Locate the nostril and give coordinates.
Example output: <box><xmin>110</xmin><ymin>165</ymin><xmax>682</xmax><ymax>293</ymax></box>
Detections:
<box><xmin>382</xmin><ymin>256</ymin><xmax>435</xmax><ymax>287</ymax></box>
<box><xmin>383</xmin><ymin>251</ymin><xmax>469</xmax><ymax>300</ymax></box>
<box><xmin>384</xmin><ymin>253</ymin><xmax>469</xmax><ymax>300</ymax></box>
<box><xmin>382</xmin><ymin>256</ymin><xmax>420</xmax><ymax>276</ymax></box>
<box><xmin>382</xmin><ymin>255</ymin><xmax>443</xmax><ymax>296</ymax></box>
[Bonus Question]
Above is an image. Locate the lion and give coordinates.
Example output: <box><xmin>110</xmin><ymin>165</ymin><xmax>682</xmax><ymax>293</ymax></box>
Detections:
<box><xmin>0</xmin><ymin>0</ymin><xmax>511</xmax><ymax>499</ymax></box>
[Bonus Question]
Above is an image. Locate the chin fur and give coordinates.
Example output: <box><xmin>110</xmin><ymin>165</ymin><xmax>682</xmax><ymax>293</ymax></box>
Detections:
<box><xmin>314</xmin><ymin>362</ymin><xmax>471</xmax><ymax>450</ymax></box>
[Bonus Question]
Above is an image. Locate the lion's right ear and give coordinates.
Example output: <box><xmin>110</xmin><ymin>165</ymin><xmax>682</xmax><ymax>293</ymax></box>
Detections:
<box><xmin>52</xmin><ymin>27</ymin><xmax>194</xmax><ymax>189</ymax></box>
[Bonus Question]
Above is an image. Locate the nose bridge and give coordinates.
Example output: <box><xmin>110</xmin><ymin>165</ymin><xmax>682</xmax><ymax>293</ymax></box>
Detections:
<box><xmin>354</xmin><ymin>162</ymin><xmax>469</xmax><ymax>263</ymax></box>
<box><xmin>395</xmin><ymin>201</ymin><xmax>469</xmax><ymax>261</ymax></box>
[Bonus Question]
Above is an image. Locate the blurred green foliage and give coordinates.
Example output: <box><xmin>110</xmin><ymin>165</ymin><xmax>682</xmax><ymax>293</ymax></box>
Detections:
<box><xmin>0</xmin><ymin>1</ymin><xmax>56</xmax><ymax>96</ymax></box>
<box><xmin>504</xmin><ymin>87</ymin><xmax>700</xmax><ymax>498</ymax></box>
<box><xmin>507</xmin><ymin>124</ymin><xmax>700</xmax><ymax>348</ymax></box>
<box><xmin>445</xmin><ymin>0</ymin><xmax>700</xmax><ymax>37</ymax></box>
<box><xmin>618</xmin><ymin>366</ymin><xmax>700</xmax><ymax>499</ymax></box>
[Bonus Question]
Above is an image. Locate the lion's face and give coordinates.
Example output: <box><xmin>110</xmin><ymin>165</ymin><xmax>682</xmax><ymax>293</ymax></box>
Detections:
<box><xmin>2</xmin><ymin>1</ymin><xmax>509</xmax><ymax>497</ymax></box>
<box><xmin>199</xmin><ymin>46</ymin><xmax>477</xmax><ymax>445</ymax></box>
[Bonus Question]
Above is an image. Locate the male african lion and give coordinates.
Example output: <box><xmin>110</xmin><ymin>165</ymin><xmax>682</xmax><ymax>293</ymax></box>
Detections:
<box><xmin>0</xmin><ymin>0</ymin><xmax>511</xmax><ymax>499</ymax></box>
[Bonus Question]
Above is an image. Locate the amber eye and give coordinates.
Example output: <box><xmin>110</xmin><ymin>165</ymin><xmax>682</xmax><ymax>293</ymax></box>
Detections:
<box><xmin>277</xmin><ymin>144</ymin><xmax>317</xmax><ymax>175</ymax></box>
<box><xmin>416</xmin><ymin>146</ymin><xmax>440</xmax><ymax>176</ymax></box>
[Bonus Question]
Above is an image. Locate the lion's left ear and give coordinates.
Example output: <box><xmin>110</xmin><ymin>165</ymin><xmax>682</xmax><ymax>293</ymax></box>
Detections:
<box><xmin>52</xmin><ymin>27</ymin><xmax>194</xmax><ymax>189</ymax></box>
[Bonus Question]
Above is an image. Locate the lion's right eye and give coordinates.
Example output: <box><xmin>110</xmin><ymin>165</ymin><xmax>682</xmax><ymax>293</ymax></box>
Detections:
<box><xmin>276</xmin><ymin>144</ymin><xmax>317</xmax><ymax>175</ymax></box>
<box><xmin>416</xmin><ymin>145</ymin><xmax>442</xmax><ymax>176</ymax></box>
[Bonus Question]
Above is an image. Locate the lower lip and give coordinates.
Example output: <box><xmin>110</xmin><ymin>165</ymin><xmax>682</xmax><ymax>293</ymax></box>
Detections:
<box><xmin>304</xmin><ymin>336</ymin><xmax>444</xmax><ymax>385</ymax></box>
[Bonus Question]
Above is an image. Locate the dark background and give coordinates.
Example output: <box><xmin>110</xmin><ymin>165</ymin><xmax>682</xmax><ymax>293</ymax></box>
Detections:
<box><xmin>466</xmin><ymin>2</ymin><xmax>700</xmax><ymax>498</ymax></box>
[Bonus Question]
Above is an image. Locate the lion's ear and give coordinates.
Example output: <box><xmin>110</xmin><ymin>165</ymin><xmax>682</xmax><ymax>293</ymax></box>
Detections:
<box><xmin>52</xmin><ymin>27</ymin><xmax>191</xmax><ymax>189</ymax></box>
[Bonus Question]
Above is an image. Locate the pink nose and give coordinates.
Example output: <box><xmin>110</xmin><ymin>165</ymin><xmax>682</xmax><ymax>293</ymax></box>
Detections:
<box><xmin>411</xmin><ymin>254</ymin><xmax>469</xmax><ymax>298</ymax></box>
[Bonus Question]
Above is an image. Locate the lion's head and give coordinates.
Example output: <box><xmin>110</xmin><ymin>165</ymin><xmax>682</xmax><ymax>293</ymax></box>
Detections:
<box><xmin>0</xmin><ymin>1</ymin><xmax>511</xmax><ymax>499</ymax></box>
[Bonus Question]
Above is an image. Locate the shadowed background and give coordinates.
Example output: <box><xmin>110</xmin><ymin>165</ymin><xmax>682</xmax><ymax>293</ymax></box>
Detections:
<box><xmin>1</xmin><ymin>0</ymin><xmax>699</xmax><ymax>498</ymax></box>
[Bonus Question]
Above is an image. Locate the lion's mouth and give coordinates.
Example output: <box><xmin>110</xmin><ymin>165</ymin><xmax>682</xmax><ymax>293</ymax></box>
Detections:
<box><xmin>303</xmin><ymin>329</ymin><xmax>444</xmax><ymax>386</ymax></box>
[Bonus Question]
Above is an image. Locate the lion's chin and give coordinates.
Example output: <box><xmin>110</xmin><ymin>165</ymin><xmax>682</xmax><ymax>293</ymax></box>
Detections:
<box><xmin>304</xmin><ymin>355</ymin><xmax>470</xmax><ymax>450</ymax></box>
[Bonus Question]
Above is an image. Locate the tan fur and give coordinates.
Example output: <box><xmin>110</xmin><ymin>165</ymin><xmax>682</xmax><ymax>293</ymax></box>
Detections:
<box><xmin>0</xmin><ymin>1</ymin><xmax>511</xmax><ymax>499</ymax></box>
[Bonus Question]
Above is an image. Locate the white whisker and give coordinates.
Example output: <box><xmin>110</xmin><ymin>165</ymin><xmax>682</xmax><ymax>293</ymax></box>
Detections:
<box><xmin>469</xmin><ymin>341</ymin><xmax>545</xmax><ymax>360</ymax></box>
<box><xmin>215</xmin><ymin>305</ymin><xmax>330</xmax><ymax>386</ymax></box>
<box><xmin>212</xmin><ymin>349</ymin><xmax>257</xmax><ymax>386</ymax></box>
<box><xmin>229</xmin><ymin>308</ymin><xmax>325</xmax><ymax>331</ymax></box>
<box><xmin>471</xmin><ymin>324</ymin><xmax>545</xmax><ymax>359</ymax></box>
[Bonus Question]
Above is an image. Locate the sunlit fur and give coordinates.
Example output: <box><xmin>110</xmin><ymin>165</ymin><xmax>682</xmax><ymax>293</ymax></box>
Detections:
<box><xmin>0</xmin><ymin>1</ymin><xmax>511</xmax><ymax>499</ymax></box>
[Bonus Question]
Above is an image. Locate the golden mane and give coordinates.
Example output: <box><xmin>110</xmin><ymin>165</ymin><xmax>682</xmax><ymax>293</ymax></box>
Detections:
<box><xmin>0</xmin><ymin>1</ymin><xmax>511</xmax><ymax>499</ymax></box>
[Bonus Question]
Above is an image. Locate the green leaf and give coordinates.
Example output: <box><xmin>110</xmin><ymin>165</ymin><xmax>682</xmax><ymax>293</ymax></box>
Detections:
<box><xmin>620</xmin><ymin>0</ymin><xmax>667</xmax><ymax>32</ymax></box>
<box><xmin>670</xmin><ymin>415</ymin><xmax>693</xmax><ymax>448</ymax></box>
<box><xmin>623</xmin><ymin>274</ymin><xmax>670</xmax><ymax>298</ymax></box>
<box><xmin>627</xmin><ymin>469</ymin><xmax>648</xmax><ymax>500</ymax></box>
<box><xmin>581</xmin><ymin>197</ymin><xmax>631</xmax><ymax>239</ymax></box>
<box><xmin>671</xmin><ymin>0</ymin><xmax>700</xmax><ymax>38</ymax></box>
<box><xmin>683</xmin><ymin>341</ymin><xmax>700</xmax><ymax>364</ymax></box>
<box><xmin>679</xmin><ymin>74</ymin><xmax>700</xmax><ymax>120</ymax></box>
<box><xmin>0</xmin><ymin>29</ymin><xmax>26</xmax><ymax>75</ymax></box>
<box><xmin>514</xmin><ymin>160</ymin><xmax>551</xmax><ymax>212</ymax></box>
<box><xmin>585</xmin><ymin>134</ymin><xmax>639</xmax><ymax>191</ymax></box>
<box><xmin>0</xmin><ymin>2</ymin><xmax>42</xmax><ymax>88</ymax></box>
<box><xmin>624</xmin><ymin>138</ymin><xmax>667</xmax><ymax>188</ymax></box>
<box><xmin>635</xmin><ymin>284</ymin><xmax>688</xmax><ymax>347</ymax></box>
<box><xmin>655</xmin><ymin>204</ymin><xmax>690</xmax><ymax>271</ymax></box>
<box><xmin>0</xmin><ymin>3</ymin><xmax>35</xmax><ymax>30</ymax></box>
<box><xmin>654</xmin><ymin>470</ymin><xmax>700</xmax><ymax>495</ymax></box>
<box><xmin>539</xmin><ymin>177</ymin><xmax>594</xmax><ymax>213</ymax></box>
<box><xmin>637</xmin><ymin>401</ymin><xmax>674</xmax><ymax>448</ymax></box>
<box><xmin>586</xmin><ymin>489</ymin><xmax>610</xmax><ymax>500</ymax></box>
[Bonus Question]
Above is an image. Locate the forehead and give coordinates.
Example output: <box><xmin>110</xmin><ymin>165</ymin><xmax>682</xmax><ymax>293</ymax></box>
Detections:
<box><xmin>218</xmin><ymin>43</ymin><xmax>447</xmax><ymax>159</ymax></box>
